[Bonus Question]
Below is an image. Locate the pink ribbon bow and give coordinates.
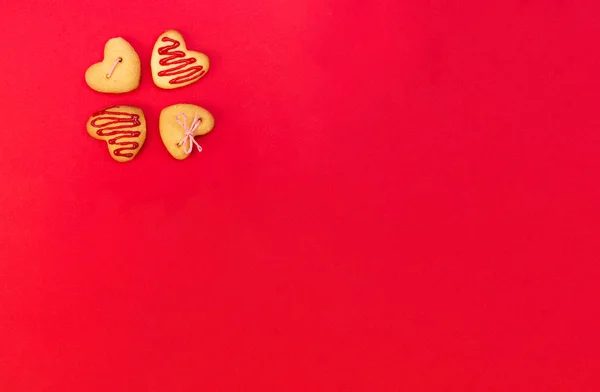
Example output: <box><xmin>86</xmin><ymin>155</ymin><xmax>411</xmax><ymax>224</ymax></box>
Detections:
<box><xmin>175</xmin><ymin>112</ymin><xmax>203</xmax><ymax>154</ymax></box>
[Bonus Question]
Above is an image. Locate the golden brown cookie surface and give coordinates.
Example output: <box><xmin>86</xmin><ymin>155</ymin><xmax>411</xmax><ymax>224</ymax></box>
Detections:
<box><xmin>151</xmin><ymin>30</ymin><xmax>210</xmax><ymax>89</ymax></box>
<box><xmin>159</xmin><ymin>104</ymin><xmax>214</xmax><ymax>160</ymax></box>
<box><xmin>85</xmin><ymin>37</ymin><xmax>141</xmax><ymax>94</ymax></box>
<box><xmin>86</xmin><ymin>105</ymin><xmax>147</xmax><ymax>162</ymax></box>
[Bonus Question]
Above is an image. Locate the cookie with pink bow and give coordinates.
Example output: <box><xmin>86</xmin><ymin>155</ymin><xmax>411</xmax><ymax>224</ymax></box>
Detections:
<box><xmin>159</xmin><ymin>104</ymin><xmax>215</xmax><ymax>160</ymax></box>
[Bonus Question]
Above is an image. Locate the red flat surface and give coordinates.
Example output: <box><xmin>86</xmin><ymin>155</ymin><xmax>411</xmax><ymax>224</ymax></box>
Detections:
<box><xmin>1</xmin><ymin>0</ymin><xmax>599</xmax><ymax>390</ymax></box>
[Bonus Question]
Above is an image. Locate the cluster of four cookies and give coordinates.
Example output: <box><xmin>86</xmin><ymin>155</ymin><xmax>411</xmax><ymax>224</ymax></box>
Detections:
<box><xmin>85</xmin><ymin>29</ymin><xmax>214</xmax><ymax>162</ymax></box>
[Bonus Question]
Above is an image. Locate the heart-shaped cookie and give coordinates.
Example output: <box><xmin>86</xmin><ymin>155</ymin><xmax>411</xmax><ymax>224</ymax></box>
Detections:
<box><xmin>159</xmin><ymin>104</ymin><xmax>215</xmax><ymax>160</ymax></box>
<box><xmin>87</xmin><ymin>105</ymin><xmax>147</xmax><ymax>162</ymax></box>
<box><xmin>151</xmin><ymin>30</ymin><xmax>210</xmax><ymax>89</ymax></box>
<box><xmin>85</xmin><ymin>37</ymin><xmax>141</xmax><ymax>93</ymax></box>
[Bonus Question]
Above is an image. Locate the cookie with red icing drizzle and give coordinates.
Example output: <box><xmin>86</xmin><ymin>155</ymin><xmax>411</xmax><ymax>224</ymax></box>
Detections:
<box><xmin>86</xmin><ymin>105</ymin><xmax>147</xmax><ymax>162</ymax></box>
<box><xmin>151</xmin><ymin>30</ymin><xmax>210</xmax><ymax>89</ymax></box>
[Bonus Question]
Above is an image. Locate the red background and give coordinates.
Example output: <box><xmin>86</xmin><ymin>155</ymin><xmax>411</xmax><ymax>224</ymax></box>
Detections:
<box><xmin>1</xmin><ymin>0</ymin><xmax>599</xmax><ymax>390</ymax></box>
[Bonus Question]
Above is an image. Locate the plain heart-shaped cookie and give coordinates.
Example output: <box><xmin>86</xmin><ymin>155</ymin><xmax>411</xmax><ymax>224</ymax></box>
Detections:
<box><xmin>159</xmin><ymin>104</ymin><xmax>215</xmax><ymax>160</ymax></box>
<box><xmin>85</xmin><ymin>37</ymin><xmax>141</xmax><ymax>93</ymax></box>
<box><xmin>87</xmin><ymin>105</ymin><xmax>147</xmax><ymax>162</ymax></box>
<box><xmin>151</xmin><ymin>30</ymin><xmax>210</xmax><ymax>89</ymax></box>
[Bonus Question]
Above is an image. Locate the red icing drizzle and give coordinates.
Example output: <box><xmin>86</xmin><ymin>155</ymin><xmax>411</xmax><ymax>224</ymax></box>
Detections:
<box><xmin>157</xmin><ymin>37</ymin><xmax>206</xmax><ymax>85</ymax></box>
<box><xmin>90</xmin><ymin>106</ymin><xmax>142</xmax><ymax>158</ymax></box>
